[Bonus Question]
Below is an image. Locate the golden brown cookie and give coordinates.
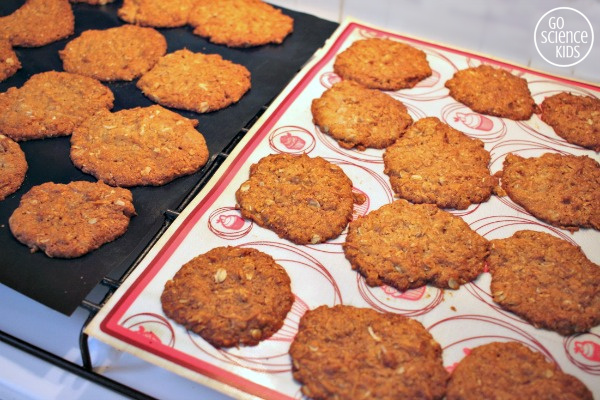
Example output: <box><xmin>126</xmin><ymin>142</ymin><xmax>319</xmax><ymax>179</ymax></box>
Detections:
<box><xmin>60</xmin><ymin>25</ymin><xmax>167</xmax><ymax>82</ymax></box>
<box><xmin>236</xmin><ymin>153</ymin><xmax>363</xmax><ymax>245</ymax></box>
<box><xmin>0</xmin><ymin>135</ymin><xmax>27</xmax><ymax>201</ymax></box>
<box><xmin>161</xmin><ymin>246</ymin><xmax>294</xmax><ymax>348</ymax></box>
<box><xmin>0</xmin><ymin>0</ymin><xmax>74</xmax><ymax>47</ymax></box>
<box><xmin>311</xmin><ymin>80</ymin><xmax>413</xmax><ymax>150</ymax></box>
<box><xmin>188</xmin><ymin>0</ymin><xmax>294</xmax><ymax>48</ymax></box>
<box><xmin>343</xmin><ymin>200</ymin><xmax>488</xmax><ymax>291</ymax></box>
<box><xmin>71</xmin><ymin>105</ymin><xmax>209</xmax><ymax>187</ymax></box>
<box><xmin>445</xmin><ymin>65</ymin><xmax>536</xmax><ymax>120</ymax></box>
<box><xmin>136</xmin><ymin>49</ymin><xmax>251</xmax><ymax>113</ymax></box>
<box><xmin>383</xmin><ymin>117</ymin><xmax>497</xmax><ymax>209</ymax></box>
<box><xmin>289</xmin><ymin>305</ymin><xmax>449</xmax><ymax>400</ymax></box>
<box><xmin>447</xmin><ymin>342</ymin><xmax>593</xmax><ymax>400</ymax></box>
<box><xmin>0</xmin><ymin>71</ymin><xmax>114</xmax><ymax>141</ymax></box>
<box><xmin>70</xmin><ymin>0</ymin><xmax>114</xmax><ymax>4</ymax></box>
<box><xmin>488</xmin><ymin>230</ymin><xmax>600</xmax><ymax>335</ymax></box>
<box><xmin>118</xmin><ymin>0</ymin><xmax>198</xmax><ymax>28</ymax></box>
<box><xmin>540</xmin><ymin>92</ymin><xmax>600</xmax><ymax>152</ymax></box>
<box><xmin>0</xmin><ymin>39</ymin><xmax>20</xmax><ymax>81</ymax></box>
<box><xmin>500</xmin><ymin>153</ymin><xmax>600</xmax><ymax>231</ymax></box>
<box><xmin>333</xmin><ymin>38</ymin><xmax>432</xmax><ymax>90</ymax></box>
<box><xmin>9</xmin><ymin>181</ymin><xmax>136</xmax><ymax>258</ymax></box>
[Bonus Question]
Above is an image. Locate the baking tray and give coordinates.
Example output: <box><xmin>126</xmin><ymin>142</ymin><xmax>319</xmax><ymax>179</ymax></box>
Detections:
<box><xmin>0</xmin><ymin>0</ymin><xmax>338</xmax><ymax>315</ymax></box>
<box><xmin>85</xmin><ymin>19</ymin><xmax>600</xmax><ymax>399</ymax></box>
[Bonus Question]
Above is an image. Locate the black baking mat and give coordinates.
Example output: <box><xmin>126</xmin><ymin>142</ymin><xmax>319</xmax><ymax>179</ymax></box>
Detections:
<box><xmin>0</xmin><ymin>0</ymin><xmax>338</xmax><ymax>315</ymax></box>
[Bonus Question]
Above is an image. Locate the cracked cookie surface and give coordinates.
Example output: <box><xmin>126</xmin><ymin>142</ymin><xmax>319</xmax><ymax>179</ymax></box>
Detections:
<box><xmin>445</xmin><ymin>65</ymin><xmax>536</xmax><ymax>120</ymax></box>
<box><xmin>0</xmin><ymin>71</ymin><xmax>114</xmax><ymax>141</ymax></box>
<box><xmin>540</xmin><ymin>92</ymin><xmax>600</xmax><ymax>152</ymax></box>
<box><xmin>488</xmin><ymin>230</ymin><xmax>600</xmax><ymax>335</ymax></box>
<box><xmin>136</xmin><ymin>49</ymin><xmax>251</xmax><ymax>113</ymax></box>
<box><xmin>188</xmin><ymin>0</ymin><xmax>293</xmax><ymax>47</ymax></box>
<box><xmin>118</xmin><ymin>0</ymin><xmax>195</xmax><ymax>27</ymax></box>
<box><xmin>0</xmin><ymin>39</ymin><xmax>20</xmax><ymax>82</ymax></box>
<box><xmin>500</xmin><ymin>152</ymin><xmax>600</xmax><ymax>231</ymax></box>
<box><xmin>447</xmin><ymin>342</ymin><xmax>593</xmax><ymax>400</ymax></box>
<box><xmin>343</xmin><ymin>200</ymin><xmax>488</xmax><ymax>291</ymax></box>
<box><xmin>60</xmin><ymin>25</ymin><xmax>167</xmax><ymax>81</ymax></box>
<box><xmin>333</xmin><ymin>38</ymin><xmax>432</xmax><ymax>90</ymax></box>
<box><xmin>312</xmin><ymin>80</ymin><xmax>413</xmax><ymax>150</ymax></box>
<box><xmin>383</xmin><ymin>117</ymin><xmax>496</xmax><ymax>209</ymax></box>
<box><xmin>0</xmin><ymin>0</ymin><xmax>74</xmax><ymax>47</ymax></box>
<box><xmin>9</xmin><ymin>181</ymin><xmax>135</xmax><ymax>258</ymax></box>
<box><xmin>0</xmin><ymin>135</ymin><xmax>27</xmax><ymax>201</ymax></box>
<box><xmin>70</xmin><ymin>0</ymin><xmax>115</xmax><ymax>4</ymax></box>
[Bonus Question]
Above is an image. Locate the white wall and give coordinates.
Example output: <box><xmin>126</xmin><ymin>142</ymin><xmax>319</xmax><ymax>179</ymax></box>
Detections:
<box><xmin>271</xmin><ymin>0</ymin><xmax>599</xmax><ymax>83</ymax></box>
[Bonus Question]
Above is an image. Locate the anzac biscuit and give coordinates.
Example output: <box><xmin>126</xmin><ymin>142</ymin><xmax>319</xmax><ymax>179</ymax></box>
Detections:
<box><xmin>161</xmin><ymin>246</ymin><xmax>294</xmax><ymax>348</ymax></box>
<box><xmin>289</xmin><ymin>305</ymin><xmax>449</xmax><ymax>400</ymax></box>
<box><xmin>60</xmin><ymin>25</ymin><xmax>167</xmax><ymax>82</ymax></box>
<box><xmin>0</xmin><ymin>39</ymin><xmax>20</xmax><ymax>81</ymax></box>
<box><xmin>235</xmin><ymin>153</ymin><xmax>362</xmax><ymax>245</ymax></box>
<box><xmin>343</xmin><ymin>200</ymin><xmax>488</xmax><ymax>291</ymax></box>
<box><xmin>8</xmin><ymin>181</ymin><xmax>135</xmax><ymax>258</ymax></box>
<box><xmin>383</xmin><ymin>117</ymin><xmax>497</xmax><ymax>209</ymax></box>
<box><xmin>333</xmin><ymin>38</ymin><xmax>432</xmax><ymax>90</ymax></box>
<box><xmin>118</xmin><ymin>0</ymin><xmax>195</xmax><ymax>28</ymax></box>
<box><xmin>445</xmin><ymin>65</ymin><xmax>536</xmax><ymax>120</ymax></box>
<box><xmin>71</xmin><ymin>106</ymin><xmax>209</xmax><ymax>187</ymax></box>
<box><xmin>311</xmin><ymin>80</ymin><xmax>413</xmax><ymax>150</ymax></box>
<box><xmin>0</xmin><ymin>0</ymin><xmax>74</xmax><ymax>47</ymax></box>
<box><xmin>447</xmin><ymin>342</ymin><xmax>593</xmax><ymax>400</ymax></box>
<box><xmin>137</xmin><ymin>49</ymin><xmax>251</xmax><ymax>113</ymax></box>
<box><xmin>188</xmin><ymin>0</ymin><xmax>293</xmax><ymax>48</ymax></box>
<box><xmin>0</xmin><ymin>71</ymin><xmax>114</xmax><ymax>141</ymax></box>
<box><xmin>540</xmin><ymin>92</ymin><xmax>600</xmax><ymax>152</ymax></box>
<box><xmin>488</xmin><ymin>230</ymin><xmax>600</xmax><ymax>335</ymax></box>
<box><xmin>500</xmin><ymin>153</ymin><xmax>600</xmax><ymax>231</ymax></box>
<box><xmin>0</xmin><ymin>135</ymin><xmax>27</xmax><ymax>201</ymax></box>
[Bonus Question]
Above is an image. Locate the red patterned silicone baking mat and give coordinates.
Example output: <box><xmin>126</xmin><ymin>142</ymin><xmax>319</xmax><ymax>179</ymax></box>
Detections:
<box><xmin>86</xmin><ymin>19</ymin><xmax>600</xmax><ymax>399</ymax></box>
